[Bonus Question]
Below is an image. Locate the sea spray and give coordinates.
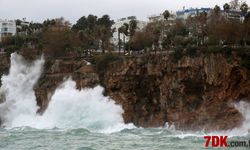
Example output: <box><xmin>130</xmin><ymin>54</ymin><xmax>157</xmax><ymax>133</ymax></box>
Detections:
<box><xmin>29</xmin><ymin>79</ymin><xmax>131</xmax><ymax>132</ymax></box>
<box><xmin>0</xmin><ymin>53</ymin><xmax>134</xmax><ymax>132</ymax></box>
<box><xmin>206</xmin><ymin>101</ymin><xmax>250</xmax><ymax>137</ymax></box>
<box><xmin>0</xmin><ymin>53</ymin><xmax>44</xmax><ymax>127</ymax></box>
<box><xmin>228</xmin><ymin>101</ymin><xmax>250</xmax><ymax>136</ymax></box>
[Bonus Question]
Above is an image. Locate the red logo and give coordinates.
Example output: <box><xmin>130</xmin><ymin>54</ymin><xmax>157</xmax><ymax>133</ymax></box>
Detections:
<box><xmin>204</xmin><ymin>136</ymin><xmax>228</xmax><ymax>147</ymax></box>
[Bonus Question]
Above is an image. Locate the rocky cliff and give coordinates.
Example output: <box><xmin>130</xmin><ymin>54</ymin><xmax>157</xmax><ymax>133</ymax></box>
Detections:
<box><xmin>0</xmin><ymin>51</ymin><xmax>249</xmax><ymax>131</ymax></box>
<box><xmin>0</xmin><ymin>53</ymin><xmax>10</xmax><ymax>84</ymax></box>
<box><xmin>0</xmin><ymin>53</ymin><xmax>10</xmax><ymax>103</ymax></box>
<box><xmin>35</xmin><ymin>58</ymin><xmax>99</xmax><ymax>113</ymax></box>
<box><xmin>102</xmin><ymin>53</ymin><xmax>250</xmax><ymax>130</ymax></box>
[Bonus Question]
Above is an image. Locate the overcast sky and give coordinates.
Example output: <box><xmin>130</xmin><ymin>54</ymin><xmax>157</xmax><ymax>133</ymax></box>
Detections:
<box><xmin>0</xmin><ymin>0</ymin><xmax>250</xmax><ymax>23</ymax></box>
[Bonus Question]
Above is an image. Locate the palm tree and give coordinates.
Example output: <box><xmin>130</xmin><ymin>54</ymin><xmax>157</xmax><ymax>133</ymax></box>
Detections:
<box><xmin>122</xmin><ymin>23</ymin><xmax>129</xmax><ymax>54</ymax></box>
<box><xmin>153</xmin><ymin>27</ymin><xmax>161</xmax><ymax>54</ymax></box>
<box><xmin>128</xmin><ymin>20</ymin><xmax>137</xmax><ymax>52</ymax></box>
<box><xmin>214</xmin><ymin>5</ymin><xmax>221</xmax><ymax>15</ymax></box>
<box><xmin>118</xmin><ymin>27</ymin><xmax>123</xmax><ymax>54</ymax></box>
<box><xmin>162</xmin><ymin>10</ymin><xmax>171</xmax><ymax>51</ymax></box>
<box><xmin>123</xmin><ymin>23</ymin><xmax>129</xmax><ymax>36</ymax></box>
<box><xmin>129</xmin><ymin>20</ymin><xmax>137</xmax><ymax>37</ymax></box>
<box><xmin>223</xmin><ymin>3</ymin><xmax>230</xmax><ymax>12</ymax></box>
<box><xmin>230</xmin><ymin>0</ymin><xmax>240</xmax><ymax>9</ymax></box>
<box><xmin>163</xmin><ymin>10</ymin><xmax>170</xmax><ymax>20</ymax></box>
<box><xmin>240</xmin><ymin>2</ymin><xmax>249</xmax><ymax>16</ymax></box>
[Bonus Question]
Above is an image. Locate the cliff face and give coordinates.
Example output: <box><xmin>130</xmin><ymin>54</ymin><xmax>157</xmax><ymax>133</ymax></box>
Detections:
<box><xmin>0</xmin><ymin>53</ymin><xmax>10</xmax><ymax>84</ymax></box>
<box><xmin>0</xmin><ymin>53</ymin><xmax>9</xmax><ymax>103</ymax></box>
<box><xmin>102</xmin><ymin>53</ymin><xmax>250</xmax><ymax>130</ymax></box>
<box><xmin>35</xmin><ymin>58</ymin><xmax>99</xmax><ymax>113</ymax></box>
<box><xmin>0</xmin><ymin>51</ymin><xmax>249</xmax><ymax>131</ymax></box>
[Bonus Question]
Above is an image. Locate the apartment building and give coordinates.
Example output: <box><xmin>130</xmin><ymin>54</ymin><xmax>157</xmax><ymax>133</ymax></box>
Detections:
<box><xmin>0</xmin><ymin>19</ymin><xmax>16</xmax><ymax>42</ymax></box>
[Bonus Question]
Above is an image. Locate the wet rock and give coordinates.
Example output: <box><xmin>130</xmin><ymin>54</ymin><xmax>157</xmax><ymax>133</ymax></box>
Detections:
<box><xmin>0</xmin><ymin>53</ymin><xmax>10</xmax><ymax>86</ymax></box>
<box><xmin>35</xmin><ymin>58</ymin><xmax>99</xmax><ymax>113</ymax></box>
<box><xmin>102</xmin><ymin>54</ymin><xmax>250</xmax><ymax>130</ymax></box>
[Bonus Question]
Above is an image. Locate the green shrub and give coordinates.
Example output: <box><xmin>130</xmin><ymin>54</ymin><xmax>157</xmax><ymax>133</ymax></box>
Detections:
<box><xmin>206</xmin><ymin>46</ymin><xmax>232</xmax><ymax>56</ymax></box>
<box><xmin>206</xmin><ymin>36</ymin><xmax>220</xmax><ymax>46</ymax></box>
<box><xmin>4</xmin><ymin>45</ymin><xmax>20</xmax><ymax>55</ymax></box>
<box><xmin>207</xmin><ymin>46</ymin><xmax>224</xmax><ymax>54</ymax></box>
<box><xmin>236</xmin><ymin>47</ymin><xmax>250</xmax><ymax>77</ymax></box>
<box><xmin>93</xmin><ymin>54</ymin><xmax>122</xmax><ymax>78</ymax></box>
<box><xmin>173</xmin><ymin>47</ymin><xmax>184</xmax><ymax>62</ymax></box>
<box><xmin>186</xmin><ymin>45</ymin><xmax>197</xmax><ymax>57</ymax></box>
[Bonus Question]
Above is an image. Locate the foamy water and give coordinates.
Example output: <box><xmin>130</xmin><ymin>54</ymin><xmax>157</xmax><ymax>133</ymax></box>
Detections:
<box><xmin>0</xmin><ymin>53</ymin><xmax>134</xmax><ymax>133</ymax></box>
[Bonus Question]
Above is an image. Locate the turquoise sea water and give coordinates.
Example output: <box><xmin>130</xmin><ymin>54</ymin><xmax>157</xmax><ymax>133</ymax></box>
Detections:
<box><xmin>1</xmin><ymin>128</ymin><xmax>249</xmax><ymax>150</ymax></box>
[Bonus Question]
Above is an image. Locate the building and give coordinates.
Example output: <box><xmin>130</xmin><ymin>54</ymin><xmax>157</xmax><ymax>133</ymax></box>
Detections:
<box><xmin>0</xmin><ymin>19</ymin><xmax>16</xmax><ymax>42</ymax></box>
<box><xmin>223</xmin><ymin>9</ymin><xmax>244</xmax><ymax>22</ymax></box>
<box><xmin>176</xmin><ymin>8</ymin><xmax>212</xmax><ymax>20</ymax></box>
<box><xmin>16</xmin><ymin>19</ymin><xmax>30</xmax><ymax>35</ymax></box>
<box><xmin>176</xmin><ymin>7</ymin><xmax>244</xmax><ymax>23</ymax></box>
<box><xmin>148</xmin><ymin>14</ymin><xmax>165</xmax><ymax>22</ymax></box>
<box><xmin>148</xmin><ymin>12</ymin><xmax>176</xmax><ymax>23</ymax></box>
<box><xmin>111</xmin><ymin>16</ymin><xmax>147</xmax><ymax>50</ymax></box>
<box><xmin>148</xmin><ymin>13</ymin><xmax>176</xmax><ymax>28</ymax></box>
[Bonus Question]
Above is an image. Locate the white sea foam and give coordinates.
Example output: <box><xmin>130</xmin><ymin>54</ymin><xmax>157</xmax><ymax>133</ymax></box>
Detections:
<box><xmin>163</xmin><ymin>101</ymin><xmax>250</xmax><ymax>138</ymax></box>
<box><xmin>0</xmin><ymin>53</ymin><xmax>44</xmax><ymax>128</ymax></box>
<box><xmin>0</xmin><ymin>53</ymin><xmax>134</xmax><ymax>133</ymax></box>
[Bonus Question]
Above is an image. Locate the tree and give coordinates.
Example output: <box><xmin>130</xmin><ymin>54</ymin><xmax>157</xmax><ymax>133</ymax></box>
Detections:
<box><xmin>97</xmin><ymin>15</ymin><xmax>114</xmax><ymax>28</ymax></box>
<box><xmin>145</xmin><ymin>22</ymin><xmax>162</xmax><ymax>54</ymax></box>
<box><xmin>118</xmin><ymin>27</ymin><xmax>123</xmax><ymax>54</ymax></box>
<box><xmin>196</xmin><ymin>11</ymin><xmax>208</xmax><ymax>45</ymax></box>
<box><xmin>123</xmin><ymin>23</ymin><xmax>129</xmax><ymax>36</ymax></box>
<box><xmin>16</xmin><ymin>19</ymin><xmax>22</xmax><ymax>26</ymax></box>
<box><xmin>121</xmin><ymin>23</ymin><xmax>129</xmax><ymax>53</ymax></box>
<box><xmin>72</xmin><ymin>15</ymin><xmax>98</xmax><ymax>50</ymax></box>
<box><xmin>213</xmin><ymin>21</ymin><xmax>243</xmax><ymax>45</ymax></box>
<box><xmin>72</xmin><ymin>14</ymin><xmax>114</xmax><ymax>52</ymax></box>
<box><xmin>129</xmin><ymin>19</ymin><xmax>137</xmax><ymax>37</ymax></box>
<box><xmin>245</xmin><ymin>12</ymin><xmax>250</xmax><ymax>22</ymax></box>
<box><xmin>42</xmin><ymin>29</ymin><xmax>79</xmax><ymax>57</ymax></box>
<box><xmin>163</xmin><ymin>10</ymin><xmax>170</xmax><ymax>20</ymax></box>
<box><xmin>243</xmin><ymin>11</ymin><xmax>250</xmax><ymax>45</ymax></box>
<box><xmin>240</xmin><ymin>2</ymin><xmax>249</xmax><ymax>16</ymax></box>
<box><xmin>214</xmin><ymin>5</ymin><xmax>221</xmax><ymax>15</ymax></box>
<box><xmin>230</xmin><ymin>0</ymin><xmax>240</xmax><ymax>9</ymax></box>
<box><xmin>72</xmin><ymin>16</ymin><xmax>88</xmax><ymax>31</ymax></box>
<box><xmin>223</xmin><ymin>3</ymin><xmax>230</xmax><ymax>11</ymax></box>
<box><xmin>130</xmin><ymin>30</ymin><xmax>154</xmax><ymax>51</ymax></box>
<box><xmin>43</xmin><ymin>19</ymin><xmax>56</xmax><ymax>27</ymax></box>
<box><xmin>97</xmin><ymin>15</ymin><xmax>114</xmax><ymax>53</ymax></box>
<box><xmin>153</xmin><ymin>27</ymin><xmax>161</xmax><ymax>54</ymax></box>
<box><xmin>128</xmin><ymin>19</ymin><xmax>138</xmax><ymax>52</ymax></box>
<box><xmin>173</xmin><ymin>20</ymin><xmax>188</xmax><ymax>37</ymax></box>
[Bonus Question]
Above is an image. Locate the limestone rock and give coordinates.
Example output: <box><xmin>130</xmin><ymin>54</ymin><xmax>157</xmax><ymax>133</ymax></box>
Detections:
<box><xmin>102</xmin><ymin>54</ymin><xmax>250</xmax><ymax>130</ymax></box>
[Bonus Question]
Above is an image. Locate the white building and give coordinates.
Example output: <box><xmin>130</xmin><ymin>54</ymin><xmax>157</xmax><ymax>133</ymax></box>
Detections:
<box><xmin>148</xmin><ymin>12</ymin><xmax>176</xmax><ymax>23</ymax></box>
<box><xmin>176</xmin><ymin>8</ymin><xmax>212</xmax><ymax>20</ymax></box>
<box><xmin>0</xmin><ymin>19</ymin><xmax>16</xmax><ymax>42</ymax></box>
<box><xmin>223</xmin><ymin>9</ymin><xmax>244</xmax><ymax>22</ymax></box>
<box><xmin>148</xmin><ymin>14</ymin><xmax>165</xmax><ymax>22</ymax></box>
<box><xmin>111</xmin><ymin>16</ymin><xmax>147</xmax><ymax>50</ymax></box>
